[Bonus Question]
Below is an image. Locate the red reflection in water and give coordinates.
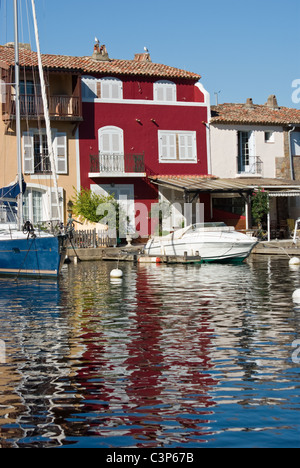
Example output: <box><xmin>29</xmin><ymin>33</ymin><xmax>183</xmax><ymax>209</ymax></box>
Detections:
<box><xmin>76</xmin><ymin>265</ymin><xmax>218</xmax><ymax>446</ymax></box>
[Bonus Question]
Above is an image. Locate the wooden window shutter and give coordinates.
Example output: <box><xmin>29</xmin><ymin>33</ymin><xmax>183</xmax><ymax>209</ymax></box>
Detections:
<box><xmin>55</xmin><ymin>133</ymin><xmax>68</xmax><ymax>174</ymax></box>
<box><xmin>23</xmin><ymin>131</ymin><xmax>34</xmax><ymax>174</ymax></box>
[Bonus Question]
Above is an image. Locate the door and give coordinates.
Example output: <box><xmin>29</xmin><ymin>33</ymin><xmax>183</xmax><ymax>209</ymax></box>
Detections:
<box><xmin>238</xmin><ymin>131</ymin><xmax>255</xmax><ymax>174</ymax></box>
<box><xmin>91</xmin><ymin>184</ymin><xmax>135</xmax><ymax>236</ymax></box>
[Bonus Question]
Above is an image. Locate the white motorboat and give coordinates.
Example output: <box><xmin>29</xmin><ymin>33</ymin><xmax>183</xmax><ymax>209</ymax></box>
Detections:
<box><xmin>144</xmin><ymin>223</ymin><xmax>258</xmax><ymax>263</ymax></box>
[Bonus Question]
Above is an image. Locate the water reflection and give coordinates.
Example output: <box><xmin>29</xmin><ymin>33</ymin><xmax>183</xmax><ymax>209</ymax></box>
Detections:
<box><xmin>0</xmin><ymin>257</ymin><xmax>300</xmax><ymax>447</ymax></box>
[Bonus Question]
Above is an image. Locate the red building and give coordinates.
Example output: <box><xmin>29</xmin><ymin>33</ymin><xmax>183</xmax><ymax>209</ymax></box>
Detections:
<box><xmin>78</xmin><ymin>43</ymin><xmax>211</xmax><ymax>237</ymax></box>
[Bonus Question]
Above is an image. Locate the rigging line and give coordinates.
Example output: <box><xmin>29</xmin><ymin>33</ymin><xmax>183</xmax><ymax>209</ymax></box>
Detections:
<box><xmin>31</xmin><ymin>0</ymin><xmax>62</xmax><ymax>223</ymax></box>
<box><xmin>14</xmin><ymin>235</ymin><xmax>37</xmax><ymax>281</ymax></box>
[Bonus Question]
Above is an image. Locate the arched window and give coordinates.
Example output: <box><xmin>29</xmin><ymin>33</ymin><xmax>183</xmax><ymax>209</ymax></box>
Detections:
<box><xmin>153</xmin><ymin>80</ymin><xmax>177</xmax><ymax>102</ymax></box>
<box><xmin>98</xmin><ymin>126</ymin><xmax>124</xmax><ymax>173</ymax></box>
<box><xmin>98</xmin><ymin>126</ymin><xmax>124</xmax><ymax>154</ymax></box>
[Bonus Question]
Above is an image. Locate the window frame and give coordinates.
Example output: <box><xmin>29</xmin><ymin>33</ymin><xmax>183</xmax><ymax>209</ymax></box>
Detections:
<box><xmin>82</xmin><ymin>75</ymin><xmax>123</xmax><ymax>101</ymax></box>
<box><xmin>158</xmin><ymin>130</ymin><xmax>197</xmax><ymax>163</ymax></box>
<box><xmin>154</xmin><ymin>80</ymin><xmax>177</xmax><ymax>102</ymax></box>
<box><xmin>22</xmin><ymin>129</ymin><xmax>68</xmax><ymax>175</ymax></box>
<box><xmin>98</xmin><ymin>126</ymin><xmax>124</xmax><ymax>155</ymax></box>
<box><xmin>265</xmin><ymin>131</ymin><xmax>275</xmax><ymax>143</ymax></box>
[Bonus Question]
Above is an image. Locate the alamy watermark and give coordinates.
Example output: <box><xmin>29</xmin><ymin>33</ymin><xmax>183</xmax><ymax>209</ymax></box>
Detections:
<box><xmin>0</xmin><ymin>340</ymin><xmax>5</xmax><ymax>364</ymax></box>
<box><xmin>292</xmin><ymin>339</ymin><xmax>300</xmax><ymax>364</ymax></box>
<box><xmin>292</xmin><ymin>79</ymin><xmax>300</xmax><ymax>104</ymax></box>
<box><xmin>96</xmin><ymin>200</ymin><xmax>205</xmax><ymax>238</ymax></box>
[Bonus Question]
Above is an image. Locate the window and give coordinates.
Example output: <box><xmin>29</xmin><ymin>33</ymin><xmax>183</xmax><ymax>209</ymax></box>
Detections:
<box><xmin>213</xmin><ymin>197</ymin><xmax>246</xmax><ymax>217</ymax></box>
<box><xmin>101</xmin><ymin>77</ymin><xmax>123</xmax><ymax>100</ymax></box>
<box><xmin>98</xmin><ymin>126</ymin><xmax>124</xmax><ymax>154</ymax></box>
<box><xmin>82</xmin><ymin>76</ymin><xmax>123</xmax><ymax>101</ymax></box>
<box><xmin>158</xmin><ymin>131</ymin><xmax>197</xmax><ymax>163</ymax></box>
<box><xmin>154</xmin><ymin>80</ymin><xmax>176</xmax><ymax>102</ymax></box>
<box><xmin>23</xmin><ymin>189</ymin><xmax>43</xmax><ymax>224</ymax></box>
<box><xmin>98</xmin><ymin>126</ymin><xmax>124</xmax><ymax>173</ymax></box>
<box><xmin>81</xmin><ymin>76</ymin><xmax>99</xmax><ymax>100</ymax></box>
<box><xmin>265</xmin><ymin>131</ymin><xmax>274</xmax><ymax>143</ymax></box>
<box><xmin>23</xmin><ymin>130</ymin><xmax>68</xmax><ymax>175</ymax></box>
<box><xmin>238</xmin><ymin>131</ymin><xmax>256</xmax><ymax>173</ymax></box>
<box><xmin>292</xmin><ymin>132</ymin><xmax>300</xmax><ymax>156</ymax></box>
<box><xmin>23</xmin><ymin>187</ymin><xmax>64</xmax><ymax>224</ymax></box>
<box><xmin>33</xmin><ymin>133</ymin><xmax>51</xmax><ymax>174</ymax></box>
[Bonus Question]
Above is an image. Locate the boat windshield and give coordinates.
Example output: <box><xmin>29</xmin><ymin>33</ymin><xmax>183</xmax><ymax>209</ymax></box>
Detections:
<box><xmin>193</xmin><ymin>222</ymin><xmax>227</xmax><ymax>228</ymax></box>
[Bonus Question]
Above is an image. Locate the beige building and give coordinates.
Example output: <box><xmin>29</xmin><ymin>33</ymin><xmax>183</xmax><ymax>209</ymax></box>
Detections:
<box><xmin>209</xmin><ymin>96</ymin><xmax>300</xmax><ymax>235</ymax></box>
<box><xmin>0</xmin><ymin>43</ymin><xmax>82</xmax><ymax>224</ymax></box>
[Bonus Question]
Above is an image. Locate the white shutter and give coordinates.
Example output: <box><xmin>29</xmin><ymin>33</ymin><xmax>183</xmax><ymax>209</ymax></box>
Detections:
<box><xmin>81</xmin><ymin>77</ymin><xmax>98</xmax><ymax>100</ymax></box>
<box><xmin>23</xmin><ymin>131</ymin><xmax>34</xmax><ymax>174</ymax></box>
<box><xmin>99</xmin><ymin>127</ymin><xmax>123</xmax><ymax>154</ymax></box>
<box><xmin>50</xmin><ymin>187</ymin><xmax>64</xmax><ymax>221</ymax></box>
<box><xmin>55</xmin><ymin>133</ymin><xmax>68</xmax><ymax>174</ymax></box>
<box><xmin>179</xmin><ymin>134</ymin><xmax>194</xmax><ymax>160</ymax></box>
<box><xmin>101</xmin><ymin>81</ymin><xmax>110</xmax><ymax>99</ymax></box>
<box><xmin>101</xmin><ymin>78</ymin><xmax>122</xmax><ymax>99</ymax></box>
<box><xmin>160</xmin><ymin>132</ymin><xmax>176</xmax><ymax>160</ymax></box>
<box><xmin>154</xmin><ymin>81</ymin><xmax>176</xmax><ymax>102</ymax></box>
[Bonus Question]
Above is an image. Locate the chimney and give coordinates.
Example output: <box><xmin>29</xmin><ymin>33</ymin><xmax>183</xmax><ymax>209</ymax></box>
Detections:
<box><xmin>134</xmin><ymin>52</ymin><xmax>152</xmax><ymax>63</ymax></box>
<box><xmin>92</xmin><ymin>41</ymin><xmax>110</xmax><ymax>61</ymax></box>
<box><xmin>266</xmin><ymin>94</ymin><xmax>279</xmax><ymax>109</ymax></box>
<box><xmin>245</xmin><ymin>98</ymin><xmax>254</xmax><ymax>108</ymax></box>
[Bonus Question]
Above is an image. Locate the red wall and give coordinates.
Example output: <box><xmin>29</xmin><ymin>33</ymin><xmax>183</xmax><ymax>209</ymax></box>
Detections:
<box><xmin>78</xmin><ymin>77</ymin><xmax>209</xmax><ymax>236</ymax></box>
<box><xmin>80</xmin><ymin>101</ymin><xmax>208</xmax><ymax>188</ymax></box>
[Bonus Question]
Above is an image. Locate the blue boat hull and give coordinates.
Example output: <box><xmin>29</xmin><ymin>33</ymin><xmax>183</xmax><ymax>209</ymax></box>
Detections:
<box><xmin>0</xmin><ymin>235</ymin><xmax>67</xmax><ymax>278</ymax></box>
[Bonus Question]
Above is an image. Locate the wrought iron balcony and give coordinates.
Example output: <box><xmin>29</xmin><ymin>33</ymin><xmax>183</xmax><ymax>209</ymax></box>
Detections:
<box><xmin>89</xmin><ymin>153</ymin><xmax>146</xmax><ymax>177</ymax></box>
<box><xmin>237</xmin><ymin>156</ymin><xmax>263</xmax><ymax>176</ymax></box>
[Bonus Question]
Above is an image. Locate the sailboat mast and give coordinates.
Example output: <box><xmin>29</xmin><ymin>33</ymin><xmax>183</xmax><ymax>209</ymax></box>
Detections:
<box><xmin>13</xmin><ymin>0</ymin><xmax>23</xmax><ymax>230</ymax></box>
<box><xmin>30</xmin><ymin>0</ymin><xmax>63</xmax><ymax>223</ymax></box>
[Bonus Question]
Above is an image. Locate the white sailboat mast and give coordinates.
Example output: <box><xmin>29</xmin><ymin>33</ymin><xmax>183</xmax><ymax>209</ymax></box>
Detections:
<box><xmin>31</xmin><ymin>0</ymin><xmax>63</xmax><ymax>222</ymax></box>
<box><xmin>13</xmin><ymin>0</ymin><xmax>23</xmax><ymax>230</ymax></box>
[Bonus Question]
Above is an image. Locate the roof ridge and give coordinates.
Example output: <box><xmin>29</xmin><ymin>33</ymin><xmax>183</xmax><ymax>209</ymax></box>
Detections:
<box><xmin>0</xmin><ymin>44</ymin><xmax>201</xmax><ymax>80</ymax></box>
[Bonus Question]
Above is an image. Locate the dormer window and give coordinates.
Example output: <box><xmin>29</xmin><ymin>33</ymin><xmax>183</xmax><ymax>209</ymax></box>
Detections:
<box><xmin>82</xmin><ymin>76</ymin><xmax>123</xmax><ymax>101</ymax></box>
<box><xmin>154</xmin><ymin>80</ymin><xmax>176</xmax><ymax>102</ymax></box>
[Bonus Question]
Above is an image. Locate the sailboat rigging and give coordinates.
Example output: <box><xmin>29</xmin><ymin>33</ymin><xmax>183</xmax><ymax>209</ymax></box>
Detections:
<box><xmin>0</xmin><ymin>0</ymin><xmax>68</xmax><ymax>277</ymax></box>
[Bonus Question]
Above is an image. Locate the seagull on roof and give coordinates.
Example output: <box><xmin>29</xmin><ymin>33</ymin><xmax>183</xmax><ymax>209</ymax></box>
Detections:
<box><xmin>95</xmin><ymin>37</ymin><xmax>100</xmax><ymax>44</ymax></box>
<box><xmin>144</xmin><ymin>47</ymin><xmax>149</xmax><ymax>52</ymax></box>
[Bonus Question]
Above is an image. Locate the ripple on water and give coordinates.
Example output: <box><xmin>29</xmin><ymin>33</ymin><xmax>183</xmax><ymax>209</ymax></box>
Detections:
<box><xmin>0</xmin><ymin>257</ymin><xmax>300</xmax><ymax>447</ymax></box>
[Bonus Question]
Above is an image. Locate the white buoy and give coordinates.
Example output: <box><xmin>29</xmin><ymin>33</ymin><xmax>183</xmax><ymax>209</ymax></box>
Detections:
<box><xmin>289</xmin><ymin>257</ymin><xmax>300</xmax><ymax>266</ymax></box>
<box><xmin>292</xmin><ymin>289</ymin><xmax>300</xmax><ymax>302</ymax></box>
<box><xmin>110</xmin><ymin>268</ymin><xmax>123</xmax><ymax>279</ymax></box>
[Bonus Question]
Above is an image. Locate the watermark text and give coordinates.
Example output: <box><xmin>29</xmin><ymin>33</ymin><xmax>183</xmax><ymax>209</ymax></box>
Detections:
<box><xmin>0</xmin><ymin>340</ymin><xmax>5</xmax><ymax>364</ymax></box>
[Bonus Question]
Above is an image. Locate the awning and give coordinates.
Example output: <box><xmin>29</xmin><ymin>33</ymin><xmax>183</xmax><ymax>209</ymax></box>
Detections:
<box><xmin>150</xmin><ymin>176</ymin><xmax>300</xmax><ymax>196</ymax></box>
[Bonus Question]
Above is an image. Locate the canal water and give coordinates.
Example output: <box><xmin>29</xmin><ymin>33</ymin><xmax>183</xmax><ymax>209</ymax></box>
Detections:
<box><xmin>0</xmin><ymin>256</ymin><xmax>300</xmax><ymax>448</ymax></box>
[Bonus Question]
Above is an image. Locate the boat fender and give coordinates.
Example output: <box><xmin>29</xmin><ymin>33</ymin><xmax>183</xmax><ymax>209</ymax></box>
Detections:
<box><xmin>110</xmin><ymin>268</ymin><xmax>123</xmax><ymax>278</ymax></box>
<box><xmin>289</xmin><ymin>257</ymin><xmax>300</xmax><ymax>266</ymax></box>
<box><xmin>292</xmin><ymin>289</ymin><xmax>300</xmax><ymax>303</ymax></box>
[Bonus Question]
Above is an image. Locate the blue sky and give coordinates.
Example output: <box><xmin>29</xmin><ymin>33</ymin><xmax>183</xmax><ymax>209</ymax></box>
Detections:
<box><xmin>1</xmin><ymin>0</ymin><xmax>299</xmax><ymax>107</ymax></box>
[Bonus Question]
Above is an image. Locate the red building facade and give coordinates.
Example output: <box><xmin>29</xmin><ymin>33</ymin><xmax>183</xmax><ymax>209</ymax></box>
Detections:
<box><xmin>78</xmin><ymin>46</ymin><xmax>211</xmax><ymax>237</ymax></box>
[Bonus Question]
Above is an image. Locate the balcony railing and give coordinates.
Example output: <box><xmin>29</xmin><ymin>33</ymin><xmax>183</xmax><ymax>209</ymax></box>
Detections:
<box><xmin>8</xmin><ymin>94</ymin><xmax>81</xmax><ymax>119</ymax></box>
<box><xmin>90</xmin><ymin>153</ymin><xmax>145</xmax><ymax>176</ymax></box>
<box><xmin>237</xmin><ymin>156</ymin><xmax>263</xmax><ymax>176</ymax></box>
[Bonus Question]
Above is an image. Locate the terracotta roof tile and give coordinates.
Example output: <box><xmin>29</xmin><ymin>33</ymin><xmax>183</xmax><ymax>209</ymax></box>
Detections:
<box><xmin>211</xmin><ymin>103</ymin><xmax>300</xmax><ymax>126</ymax></box>
<box><xmin>0</xmin><ymin>45</ymin><xmax>201</xmax><ymax>80</ymax></box>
